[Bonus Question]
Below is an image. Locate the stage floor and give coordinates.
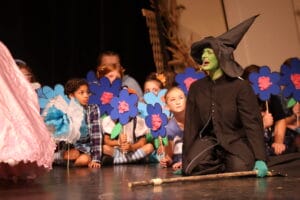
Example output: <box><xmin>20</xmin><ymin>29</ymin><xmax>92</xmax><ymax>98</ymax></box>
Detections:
<box><xmin>0</xmin><ymin>159</ymin><xmax>299</xmax><ymax>200</ymax></box>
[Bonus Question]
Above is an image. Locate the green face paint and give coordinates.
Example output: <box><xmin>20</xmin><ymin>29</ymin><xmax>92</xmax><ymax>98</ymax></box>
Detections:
<box><xmin>201</xmin><ymin>48</ymin><xmax>219</xmax><ymax>72</ymax></box>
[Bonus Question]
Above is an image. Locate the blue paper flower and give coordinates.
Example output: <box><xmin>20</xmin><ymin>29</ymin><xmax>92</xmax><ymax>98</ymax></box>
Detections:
<box><xmin>37</xmin><ymin>84</ymin><xmax>69</xmax><ymax>110</ymax></box>
<box><xmin>145</xmin><ymin>103</ymin><xmax>168</xmax><ymax>138</ymax></box>
<box><xmin>280</xmin><ymin>58</ymin><xmax>300</xmax><ymax>101</ymax></box>
<box><xmin>42</xmin><ymin>96</ymin><xmax>84</xmax><ymax>144</ymax></box>
<box><xmin>110</xmin><ymin>89</ymin><xmax>139</xmax><ymax>125</ymax></box>
<box><xmin>86</xmin><ymin>70</ymin><xmax>99</xmax><ymax>85</ymax></box>
<box><xmin>44</xmin><ymin>106</ymin><xmax>70</xmax><ymax>137</ymax></box>
<box><xmin>138</xmin><ymin>89</ymin><xmax>170</xmax><ymax>118</ymax></box>
<box><xmin>175</xmin><ymin>67</ymin><xmax>206</xmax><ymax>95</ymax></box>
<box><xmin>88</xmin><ymin>76</ymin><xmax>122</xmax><ymax>116</ymax></box>
<box><xmin>249</xmin><ymin>66</ymin><xmax>280</xmax><ymax>101</ymax></box>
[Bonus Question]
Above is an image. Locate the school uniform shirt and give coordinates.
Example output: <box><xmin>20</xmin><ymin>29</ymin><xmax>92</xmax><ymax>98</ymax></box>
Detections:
<box><xmin>102</xmin><ymin>116</ymin><xmax>149</xmax><ymax>143</ymax></box>
<box><xmin>75</xmin><ymin>104</ymin><xmax>103</xmax><ymax>163</ymax></box>
<box><xmin>166</xmin><ymin>118</ymin><xmax>183</xmax><ymax>163</ymax></box>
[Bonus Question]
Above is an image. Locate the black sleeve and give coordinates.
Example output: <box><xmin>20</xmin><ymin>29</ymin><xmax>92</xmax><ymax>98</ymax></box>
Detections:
<box><xmin>269</xmin><ymin>95</ymin><xmax>287</xmax><ymax>122</ymax></box>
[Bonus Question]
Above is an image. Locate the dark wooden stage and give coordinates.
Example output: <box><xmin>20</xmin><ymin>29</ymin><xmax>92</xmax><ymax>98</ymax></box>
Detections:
<box><xmin>1</xmin><ymin>154</ymin><xmax>299</xmax><ymax>200</ymax></box>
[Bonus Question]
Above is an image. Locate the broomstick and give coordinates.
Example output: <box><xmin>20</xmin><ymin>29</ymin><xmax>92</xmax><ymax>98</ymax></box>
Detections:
<box><xmin>128</xmin><ymin>170</ymin><xmax>286</xmax><ymax>188</ymax></box>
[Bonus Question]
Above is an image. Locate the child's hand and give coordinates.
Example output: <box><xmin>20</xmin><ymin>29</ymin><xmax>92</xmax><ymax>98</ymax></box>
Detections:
<box><xmin>160</xmin><ymin>156</ymin><xmax>172</xmax><ymax>168</ymax></box>
<box><xmin>157</xmin><ymin>145</ymin><xmax>164</xmax><ymax>155</ymax></box>
<box><xmin>120</xmin><ymin>142</ymin><xmax>131</xmax><ymax>153</ymax></box>
<box><xmin>262</xmin><ymin>112</ymin><xmax>273</xmax><ymax>129</ymax></box>
<box><xmin>172</xmin><ymin>161</ymin><xmax>182</xmax><ymax>171</ymax></box>
<box><xmin>88</xmin><ymin>161</ymin><xmax>101</xmax><ymax>168</ymax></box>
<box><xmin>253</xmin><ymin>160</ymin><xmax>268</xmax><ymax>178</ymax></box>
<box><xmin>271</xmin><ymin>142</ymin><xmax>286</xmax><ymax>155</ymax></box>
<box><xmin>119</xmin><ymin>133</ymin><xmax>127</xmax><ymax>144</ymax></box>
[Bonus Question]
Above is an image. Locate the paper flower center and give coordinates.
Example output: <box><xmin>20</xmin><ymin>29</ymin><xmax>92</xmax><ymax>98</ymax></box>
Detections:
<box><xmin>291</xmin><ymin>74</ymin><xmax>300</xmax><ymax>89</ymax></box>
<box><xmin>258</xmin><ymin>76</ymin><xmax>272</xmax><ymax>90</ymax></box>
<box><xmin>118</xmin><ymin>100</ymin><xmax>129</xmax><ymax>113</ymax></box>
<box><xmin>184</xmin><ymin>77</ymin><xmax>197</xmax><ymax>90</ymax></box>
<box><xmin>100</xmin><ymin>92</ymin><xmax>113</xmax><ymax>104</ymax></box>
<box><xmin>151</xmin><ymin>114</ymin><xmax>162</xmax><ymax>131</ymax></box>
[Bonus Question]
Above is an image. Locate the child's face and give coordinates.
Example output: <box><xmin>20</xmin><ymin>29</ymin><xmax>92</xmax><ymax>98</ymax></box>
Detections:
<box><xmin>105</xmin><ymin>69</ymin><xmax>121</xmax><ymax>83</ymax></box>
<box><xmin>71</xmin><ymin>85</ymin><xmax>90</xmax><ymax>106</ymax></box>
<box><xmin>20</xmin><ymin>68</ymin><xmax>32</xmax><ymax>82</ymax></box>
<box><xmin>166</xmin><ymin>88</ymin><xmax>186</xmax><ymax>113</ymax></box>
<box><xmin>101</xmin><ymin>55</ymin><xmax>120</xmax><ymax>66</ymax></box>
<box><xmin>144</xmin><ymin>80</ymin><xmax>161</xmax><ymax>95</ymax></box>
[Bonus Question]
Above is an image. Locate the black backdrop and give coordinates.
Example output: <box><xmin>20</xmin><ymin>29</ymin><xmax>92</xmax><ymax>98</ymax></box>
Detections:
<box><xmin>0</xmin><ymin>0</ymin><xmax>155</xmax><ymax>87</ymax></box>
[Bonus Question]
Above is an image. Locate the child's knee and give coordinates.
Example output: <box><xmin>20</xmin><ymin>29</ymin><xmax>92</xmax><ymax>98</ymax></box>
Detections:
<box><xmin>63</xmin><ymin>149</ymin><xmax>80</xmax><ymax>160</ymax></box>
<box><xmin>74</xmin><ymin>154</ymin><xmax>91</xmax><ymax>167</ymax></box>
<box><xmin>103</xmin><ymin>145</ymin><xmax>114</xmax><ymax>156</ymax></box>
<box><xmin>142</xmin><ymin>143</ymin><xmax>154</xmax><ymax>155</ymax></box>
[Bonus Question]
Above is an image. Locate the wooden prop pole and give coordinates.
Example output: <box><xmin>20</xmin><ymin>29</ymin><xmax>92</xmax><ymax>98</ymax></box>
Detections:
<box><xmin>122</xmin><ymin>132</ymin><xmax>127</xmax><ymax>155</ymax></box>
<box><xmin>158</xmin><ymin>136</ymin><xmax>165</xmax><ymax>155</ymax></box>
<box><xmin>265</xmin><ymin>101</ymin><xmax>272</xmax><ymax>132</ymax></box>
<box><xmin>265</xmin><ymin>101</ymin><xmax>269</xmax><ymax>113</ymax></box>
<box><xmin>67</xmin><ymin>143</ymin><xmax>70</xmax><ymax>170</ymax></box>
<box><xmin>128</xmin><ymin>170</ymin><xmax>284</xmax><ymax>188</ymax></box>
<box><xmin>296</xmin><ymin>102</ymin><xmax>299</xmax><ymax>127</ymax></box>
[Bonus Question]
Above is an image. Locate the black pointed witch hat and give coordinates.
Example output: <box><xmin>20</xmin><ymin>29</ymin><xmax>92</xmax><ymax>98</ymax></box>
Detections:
<box><xmin>191</xmin><ymin>15</ymin><xmax>259</xmax><ymax>77</ymax></box>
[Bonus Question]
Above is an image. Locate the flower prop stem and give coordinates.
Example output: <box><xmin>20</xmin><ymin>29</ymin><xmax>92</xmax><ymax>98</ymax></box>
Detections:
<box><xmin>65</xmin><ymin>143</ymin><xmax>70</xmax><ymax>173</ymax></box>
<box><xmin>159</xmin><ymin>136</ymin><xmax>163</xmax><ymax>145</ymax></box>
<box><xmin>159</xmin><ymin>136</ymin><xmax>165</xmax><ymax>154</ymax></box>
<box><xmin>265</xmin><ymin>101</ymin><xmax>272</xmax><ymax>132</ymax></box>
<box><xmin>121</xmin><ymin>132</ymin><xmax>128</xmax><ymax>155</ymax></box>
<box><xmin>297</xmin><ymin>102</ymin><xmax>299</xmax><ymax>127</ymax></box>
<box><xmin>156</xmin><ymin>136</ymin><xmax>166</xmax><ymax>162</ymax></box>
<box><xmin>265</xmin><ymin>101</ymin><xmax>269</xmax><ymax>113</ymax></box>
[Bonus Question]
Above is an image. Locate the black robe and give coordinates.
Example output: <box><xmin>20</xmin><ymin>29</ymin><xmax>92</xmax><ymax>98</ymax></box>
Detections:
<box><xmin>183</xmin><ymin>75</ymin><xmax>267</xmax><ymax>174</ymax></box>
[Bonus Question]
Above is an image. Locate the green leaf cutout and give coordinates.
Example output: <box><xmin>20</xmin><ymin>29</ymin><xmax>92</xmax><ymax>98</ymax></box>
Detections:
<box><xmin>101</xmin><ymin>113</ymin><xmax>107</xmax><ymax>119</ymax></box>
<box><xmin>162</xmin><ymin>136</ymin><xmax>168</xmax><ymax>146</ymax></box>
<box><xmin>111</xmin><ymin>122</ymin><xmax>122</xmax><ymax>139</ymax></box>
<box><xmin>154</xmin><ymin>138</ymin><xmax>159</xmax><ymax>149</ymax></box>
<box><xmin>287</xmin><ymin>98</ymin><xmax>297</xmax><ymax>108</ymax></box>
<box><xmin>146</xmin><ymin>133</ymin><xmax>153</xmax><ymax>143</ymax></box>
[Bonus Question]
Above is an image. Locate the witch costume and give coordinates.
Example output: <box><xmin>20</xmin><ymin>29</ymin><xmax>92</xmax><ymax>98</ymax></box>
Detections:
<box><xmin>183</xmin><ymin>15</ymin><xmax>267</xmax><ymax>176</ymax></box>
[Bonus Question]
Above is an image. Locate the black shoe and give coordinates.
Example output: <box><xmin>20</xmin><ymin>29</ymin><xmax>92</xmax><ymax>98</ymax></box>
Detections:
<box><xmin>102</xmin><ymin>155</ymin><xmax>114</xmax><ymax>165</ymax></box>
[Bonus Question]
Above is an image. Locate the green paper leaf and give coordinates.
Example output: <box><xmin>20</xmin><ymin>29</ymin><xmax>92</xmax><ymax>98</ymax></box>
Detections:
<box><xmin>287</xmin><ymin>98</ymin><xmax>297</xmax><ymax>108</ymax></box>
<box><xmin>162</xmin><ymin>137</ymin><xmax>168</xmax><ymax>146</ymax></box>
<box><xmin>154</xmin><ymin>138</ymin><xmax>159</xmax><ymax>149</ymax></box>
<box><xmin>146</xmin><ymin>133</ymin><xmax>153</xmax><ymax>142</ymax></box>
<box><xmin>111</xmin><ymin>122</ymin><xmax>122</xmax><ymax>139</ymax></box>
<box><xmin>101</xmin><ymin>113</ymin><xmax>107</xmax><ymax>119</ymax></box>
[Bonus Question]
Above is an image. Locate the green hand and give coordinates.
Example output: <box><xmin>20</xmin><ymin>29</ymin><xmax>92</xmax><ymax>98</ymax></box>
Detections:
<box><xmin>253</xmin><ymin>160</ymin><xmax>268</xmax><ymax>178</ymax></box>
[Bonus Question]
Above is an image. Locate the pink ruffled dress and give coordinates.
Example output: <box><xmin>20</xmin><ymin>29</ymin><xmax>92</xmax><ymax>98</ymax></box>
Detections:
<box><xmin>0</xmin><ymin>41</ymin><xmax>56</xmax><ymax>181</ymax></box>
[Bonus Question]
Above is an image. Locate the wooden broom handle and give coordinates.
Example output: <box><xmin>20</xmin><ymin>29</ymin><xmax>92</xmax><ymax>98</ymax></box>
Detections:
<box><xmin>128</xmin><ymin>170</ymin><xmax>278</xmax><ymax>188</ymax></box>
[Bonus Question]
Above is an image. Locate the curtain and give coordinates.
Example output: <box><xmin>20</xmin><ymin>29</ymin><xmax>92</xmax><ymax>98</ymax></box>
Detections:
<box><xmin>0</xmin><ymin>0</ymin><xmax>155</xmax><ymax>87</ymax></box>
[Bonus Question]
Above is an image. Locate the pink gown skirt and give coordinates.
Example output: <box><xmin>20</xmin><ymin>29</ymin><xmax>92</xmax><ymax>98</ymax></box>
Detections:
<box><xmin>0</xmin><ymin>41</ymin><xmax>56</xmax><ymax>181</ymax></box>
